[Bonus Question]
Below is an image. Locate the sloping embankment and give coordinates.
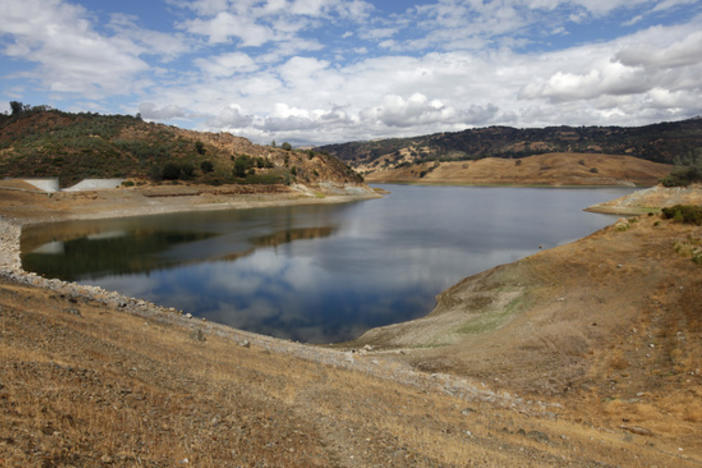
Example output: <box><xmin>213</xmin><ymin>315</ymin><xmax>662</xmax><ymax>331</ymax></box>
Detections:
<box><xmin>586</xmin><ymin>184</ymin><xmax>702</xmax><ymax>215</ymax></box>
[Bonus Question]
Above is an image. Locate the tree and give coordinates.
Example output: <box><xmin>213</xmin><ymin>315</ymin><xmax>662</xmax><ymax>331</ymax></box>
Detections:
<box><xmin>234</xmin><ymin>156</ymin><xmax>252</xmax><ymax>178</ymax></box>
<box><xmin>200</xmin><ymin>160</ymin><xmax>214</xmax><ymax>173</ymax></box>
<box><xmin>10</xmin><ymin>101</ymin><xmax>24</xmax><ymax>116</ymax></box>
<box><xmin>281</xmin><ymin>142</ymin><xmax>292</xmax><ymax>151</ymax></box>
<box><xmin>162</xmin><ymin>163</ymin><xmax>181</xmax><ymax>180</ymax></box>
<box><xmin>195</xmin><ymin>141</ymin><xmax>206</xmax><ymax>155</ymax></box>
<box><xmin>181</xmin><ymin>163</ymin><xmax>195</xmax><ymax>179</ymax></box>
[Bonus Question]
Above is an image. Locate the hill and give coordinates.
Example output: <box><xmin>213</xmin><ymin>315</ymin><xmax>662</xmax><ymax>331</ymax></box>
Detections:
<box><xmin>362</xmin><ymin>152</ymin><xmax>672</xmax><ymax>186</ymax></box>
<box><xmin>317</xmin><ymin>118</ymin><xmax>702</xmax><ymax>184</ymax></box>
<box><xmin>0</xmin><ymin>105</ymin><xmax>361</xmax><ymax>188</ymax></box>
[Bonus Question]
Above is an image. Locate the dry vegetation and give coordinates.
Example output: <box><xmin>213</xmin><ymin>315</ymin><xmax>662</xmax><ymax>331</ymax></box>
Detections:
<box><xmin>353</xmin><ymin>214</ymin><xmax>702</xmax><ymax>464</ymax></box>
<box><xmin>361</xmin><ymin>152</ymin><xmax>672</xmax><ymax>186</ymax></box>
<box><xmin>1</xmin><ymin>265</ymin><xmax>699</xmax><ymax>467</ymax></box>
<box><xmin>0</xmin><ymin>183</ymin><xmax>701</xmax><ymax>465</ymax></box>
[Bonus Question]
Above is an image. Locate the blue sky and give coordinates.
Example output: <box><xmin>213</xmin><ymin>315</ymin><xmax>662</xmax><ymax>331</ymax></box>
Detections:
<box><xmin>2</xmin><ymin>0</ymin><xmax>701</xmax><ymax>145</ymax></box>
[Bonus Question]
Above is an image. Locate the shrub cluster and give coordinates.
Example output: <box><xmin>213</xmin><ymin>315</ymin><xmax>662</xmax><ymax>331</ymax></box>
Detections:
<box><xmin>160</xmin><ymin>162</ymin><xmax>195</xmax><ymax>181</ymax></box>
<box><xmin>660</xmin><ymin>166</ymin><xmax>702</xmax><ymax>187</ymax></box>
<box><xmin>661</xmin><ymin>204</ymin><xmax>702</xmax><ymax>225</ymax></box>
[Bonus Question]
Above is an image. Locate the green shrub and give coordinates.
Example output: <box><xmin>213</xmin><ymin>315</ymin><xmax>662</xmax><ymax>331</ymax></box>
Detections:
<box><xmin>281</xmin><ymin>142</ymin><xmax>292</xmax><ymax>151</ymax></box>
<box><xmin>233</xmin><ymin>155</ymin><xmax>254</xmax><ymax>178</ymax></box>
<box><xmin>161</xmin><ymin>163</ymin><xmax>181</xmax><ymax>180</ymax></box>
<box><xmin>661</xmin><ymin>205</ymin><xmax>702</xmax><ymax>225</ymax></box>
<box><xmin>181</xmin><ymin>163</ymin><xmax>195</xmax><ymax>179</ymax></box>
<box><xmin>195</xmin><ymin>140</ymin><xmax>206</xmax><ymax>155</ymax></box>
<box><xmin>661</xmin><ymin>166</ymin><xmax>702</xmax><ymax>187</ymax></box>
<box><xmin>589</xmin><ymin>167</ymin><xmax>599</xmax><ymax>174</ymax></box>
<box><xmin>200</xmin><ymin>160</ymin><xmax>214</xmax><ymax>173</ymax></box>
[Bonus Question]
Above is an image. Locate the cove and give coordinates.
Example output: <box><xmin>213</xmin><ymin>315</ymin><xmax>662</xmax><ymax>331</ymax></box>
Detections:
<box><xmin>21</xmin><ymin>185</ymin><xmax>633</xmax><ymax>343</ymax></box>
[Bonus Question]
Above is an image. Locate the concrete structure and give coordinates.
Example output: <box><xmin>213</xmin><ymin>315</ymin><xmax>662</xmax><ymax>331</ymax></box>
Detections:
<box><xmin>22</xmin><ymin>178</ymin><xmax>59</xmax><ymax>193</ymax></box>
<box><xmin>63</xmin><ymin>178</ymin><xmax>125</xmax><ymax>192</ymax></box>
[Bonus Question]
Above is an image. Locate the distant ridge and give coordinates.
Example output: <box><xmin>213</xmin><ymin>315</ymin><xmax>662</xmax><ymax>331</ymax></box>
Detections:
<box><xmin>316</xmin><ymin>118</ymin><xmax>702</xmax><ymax>170</ymax></box>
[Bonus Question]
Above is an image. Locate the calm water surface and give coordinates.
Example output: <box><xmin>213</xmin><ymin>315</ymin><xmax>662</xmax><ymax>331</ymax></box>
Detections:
<box><xmin>21</xmin><ymin>185</ymin><xmax>633</xmax><ymax>343</ymax></box>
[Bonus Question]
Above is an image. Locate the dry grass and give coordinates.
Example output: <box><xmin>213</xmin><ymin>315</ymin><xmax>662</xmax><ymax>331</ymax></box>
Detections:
<box><xmin>2</xmin><ymin>272</ymin><xmax>699</xmax><ymax>466</ymax></box>
<box><xmin>365</xmin><ymin>152</ymin><xmax>672</xmax><ymax>186</ymax></box>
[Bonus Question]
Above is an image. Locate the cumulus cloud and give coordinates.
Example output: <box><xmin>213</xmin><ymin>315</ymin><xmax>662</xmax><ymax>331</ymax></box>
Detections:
<box><xmin>138</xmin><ymin>102</ymin><xmax>189</xmax><ymax>120</ymax></box>
<box><xmin>615</xmin><ymin>30</ymin><xmax>702</xmax><ymax>69</ymax></box>
<box><xmin>208</xmin><ymin>105</ymin><xmax>254</xmax><ymax>128</ymax></box>
<box><xmin>0</xmin><ymin>0</ymin><xmax>149</xmax><ymax>97</ymax></box>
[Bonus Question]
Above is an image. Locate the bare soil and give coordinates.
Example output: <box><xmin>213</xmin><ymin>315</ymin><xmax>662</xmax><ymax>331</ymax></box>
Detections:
<box><xmin>0</xmin><ymin>181</ymin><xmax>380</xmax><ymax>225</ymax></box>
<box><xmin>363</xmin><ymin>152</ymin><xmax>672</xmax><ymax>186</ymax></box>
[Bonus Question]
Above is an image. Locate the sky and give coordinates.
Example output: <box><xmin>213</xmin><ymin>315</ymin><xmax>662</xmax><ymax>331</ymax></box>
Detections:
<box><xmin>1</xmin><ymin>0</ymin><xmax>702</xmax><ymax>146</ymax></box>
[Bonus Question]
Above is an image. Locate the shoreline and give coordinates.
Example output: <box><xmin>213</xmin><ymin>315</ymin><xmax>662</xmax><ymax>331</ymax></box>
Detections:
<box><xmin>2</xmin><ymin>184</ymin><xmax>700</xmax><ymax>464</ymax></box>
<box><xmin>368</xmin><ymin>180</ymin><xmax>644</xmax><ymax>189</ymax></box>
<box><xmin>0</xmin><ymin>207</ymin><xmax>537</xmax><ymax>415</ymax></box>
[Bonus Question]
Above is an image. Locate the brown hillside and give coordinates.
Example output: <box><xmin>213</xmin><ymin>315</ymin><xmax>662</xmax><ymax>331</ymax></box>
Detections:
<box><xmin>0</xmin><ymin>108</ymin><xmax>361</xmax><ymax>187</ymax></box>
<box><xmin>363</xmin><ymin>152</ymin><xmax>672</xmax><ymax>186</ymax></box>
<box><xmin>355</xmin><ymin>214</ymin><xmax>702</xmax><ymax>459</ymax></box>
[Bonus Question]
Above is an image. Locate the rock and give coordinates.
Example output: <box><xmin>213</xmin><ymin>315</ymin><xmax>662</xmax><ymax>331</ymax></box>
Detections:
<box><xmin>185</xmin><ymin>313</ymin><xmax>193</xmax><ymax>319</ymax></box>
<box><xmin>64</xmin><ymin>308</ymin><xmax>82</xmax><ymax>317</ymax></box>
<box><xmin>527</xmin><ymin>430</ymin><xmax>550</xmax><ymax>443</ymax></box>
<box><xmin>100</xmin><ymin>454</ymin><xmax>113</xmax><ymax>463</ymax></box>
<box><xmin>461</xmin><ymin>407</ymin><xmax>476</xmax><ymax>415</ymax></box>
<box><xmin>620</xmin><ymin>425</ymin><xmax>653</xmax><ymax>436</ymax></box>
<box><xmin>239</xmin><ymin>339</ymin><xmax>250</xmax><ymax>348</ymax></box>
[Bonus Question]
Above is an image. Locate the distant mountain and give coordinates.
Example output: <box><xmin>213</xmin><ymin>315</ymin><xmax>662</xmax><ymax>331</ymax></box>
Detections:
<box><xmin>0</xmin><ymin>105</ymin><xmax>361</xmax><ymax>188</ymax></box>
<box><xmin>316</xmin><ymin>118</ymin><xmax>702</xmax><ymax>180</ymax></box>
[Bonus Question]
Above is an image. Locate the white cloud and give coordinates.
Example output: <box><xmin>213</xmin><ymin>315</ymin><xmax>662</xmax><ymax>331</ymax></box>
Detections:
<box><xmin>138</xmin><ymin>102</ymin><xmax>189</xmax><ymax>120</ymax></box>
<box><xmin>195</xmin><ymin>52</ymin><xmax>258</xmax><ymax>77</ymax></box>
<box><xmin>615</xmin><ymin>30</ymin><xmax>702</xmax><ymax>69</ymax></box>
<box><xmin>0</xmin><ymin>0</ymin><xmax>149</xmax><ymax>97</ymax></box>
<box><xmin>2</xmin><ymin>0</ymin><xmax>701</xmax><ymax>145</ymax></box>
<box><xmin>182</xmin><ymin>11</ymin><xmax>273</xmax><ymax>46</ymax></box>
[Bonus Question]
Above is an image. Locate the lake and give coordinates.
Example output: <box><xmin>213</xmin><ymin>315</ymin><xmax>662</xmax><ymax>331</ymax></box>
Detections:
<box><xmin>21</xmin><ymin>185</ymin><xmax>633</xmax><ymax>343</ymax></box>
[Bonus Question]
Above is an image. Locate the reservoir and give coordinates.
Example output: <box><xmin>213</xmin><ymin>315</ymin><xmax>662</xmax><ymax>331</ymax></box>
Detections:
<box><xmin>21</xmin><ymin>185</ymin><xmax>633</xmax><ymax>343</ymax></box>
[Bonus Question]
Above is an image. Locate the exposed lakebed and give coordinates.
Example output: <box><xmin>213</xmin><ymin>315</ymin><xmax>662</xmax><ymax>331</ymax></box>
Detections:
<box><xmin>21</xmin><ymin>185</ymin><xmax>633</xmax><ymax>343</ymax></box>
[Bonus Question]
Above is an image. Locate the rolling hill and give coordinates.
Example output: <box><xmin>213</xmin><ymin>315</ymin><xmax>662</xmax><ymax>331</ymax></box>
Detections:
<box><xmin>0</xmin><ymin>106</ymin><xmax>361</xmax><ymax>188</ymax></box>
<box><xmin>317</xmin><ymin>118</ymin><xmax>702</xmax><ymax>185</ymax></box>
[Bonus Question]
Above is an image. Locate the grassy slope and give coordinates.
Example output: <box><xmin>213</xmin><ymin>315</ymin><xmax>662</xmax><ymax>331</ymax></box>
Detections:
<box><xmin>363</xmin><ymin>152</ymin><xmax>673</xmax><ymax>186</ymax></box>
<box><xmin>0</xmin><ymin>109</ymin><xmax>361</xmax><ymax>188</ymax></box>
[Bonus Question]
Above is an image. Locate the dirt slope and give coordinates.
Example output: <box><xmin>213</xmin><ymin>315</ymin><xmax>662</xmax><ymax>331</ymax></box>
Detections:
<box><xmin>363</xmin><ymin>152</ymin><xmax>672</xmax><ymax>186</ymax></box>
<box><xmin>354</xmin><ymin>214</ymin><xmax>702</xmax><ymax>460</ymax></box>
<box><xmin>1</xmin><ymin>266</ymin><xmax>698</xmax><ymax>467</ymax></box>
